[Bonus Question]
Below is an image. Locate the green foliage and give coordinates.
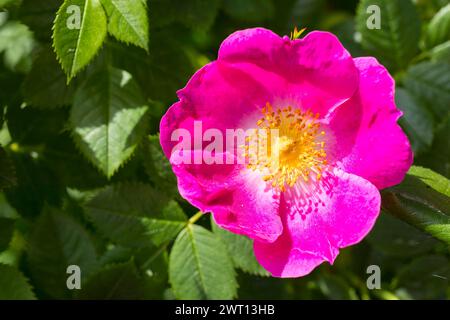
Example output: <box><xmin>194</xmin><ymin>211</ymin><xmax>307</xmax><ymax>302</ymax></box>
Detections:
<box><xmin>223</xmin><ymin>0</ymin><xmax>274</xmax><ymax>22</ymax></box>
<box><xmin>27</xmin><ymin>207</ymin><xmax>99</xmax><ymax>298</ymax></box>
<box><xmin>169</xmin><ymin>224</ymin><xmax>237</xmax><ymax>300</ymax></box>
<box><xmin>23</xmin><ymin>48</ymin><xmax>76</xmax><ymax>108</ymax></box>
<box><xmin>150</xmin><ymin>0</ymin><xmax>220</xmax><ymax>29</ymax></box>
<box><xmin>416</xmin><ymin>117</ymin><xmax>450</xmax><ymax>178</ymax></box>
<box><xmin>395</xmin><ymin>88</ymin><xmax>434</xmax><ymax>154</ymax></box>
<box><xmin>211</xmin><ymin>216</ymin><xmax>269</xmax><ymax>276</ymax></box>
<box><xmin>425</xmin><ymin>4</ymin><xmax>450</xmax><ymax>49</ymax></box>
<box><xmin>356</xmin><ymin>0</ymin><xmax>420</xmax><ymax>71</ymax></box>
<box><xmin>143</xmin><ymin>134</ymin><xmax>179</xmax><ymax>198</ymax></box>
<box><xmin>84</xmin><ymin>183</ymin><xmax>186</xmax><ymax>247</ymax></box>
<box><xmin>19</xmin><ymin>0</ymin><xmax>62</xmax><ymax>41</ymax></box>
<box><xmin>0</xmin><ymin>193</ymin><xmax>18</xmax><ymax>252</ymax></box>
<box><xmin>100</xmin><ymin>0</ymin><xmax>149</xmax><ymax>51</ymax></box>
<box><xmin>70</xmin><ymin>67</ymin><xmax>149</xmax><ymax>177</ymax></box>
<box><xmin>408</xmin><ymin>166</ymin><xmax>450</xmax><ymax>196</ymax></box>
<box><xmin>0</xmin><ymin>21</ymin><xmax>35</xmax><ymax>72</ymax></box>
<box><xmin>109</xmin><ymin>32</ymin><xmax>193</xmax><ymax>103</ymax></box>
<box><xmin>383</xmin><ymin>173</ymin><xmax>450</xmax><ymax>245</ymax></box>
<box><xmin>317</xmin><ymin>274</ymin><xmax>358</xmax><ymax>300</ymax></box>
<box><xmin>403</xmin><ymin>61</ymin><xmax>450</xmax><ymax>118</ymax></box>
<box><xmin>53</xmin><ymin>0</ymin><xmax>107</xmax><ymax>81</ymax></box>
<box><xmin>394</xmin><ymin>255</ymin><xmax>450</xmax><ymax>299</ymax></box>
<box><xmin>0</xmin><ymin>264</ymin><xmax>36</xmax><ymax>299</ymax></box>
<box><xmin>0</xmin><ymin>0</ymin><xmax>449</xmax><ymax>301</ymax></box>
<box><xmin>367</xmin><ymin>212</ymin><xmax>440</xmax><ymax>257</ymax></box>
<box><xmin>77</xmin><ymin>260</ymin><xmax>160</xmax><ymax>299</ymax></box>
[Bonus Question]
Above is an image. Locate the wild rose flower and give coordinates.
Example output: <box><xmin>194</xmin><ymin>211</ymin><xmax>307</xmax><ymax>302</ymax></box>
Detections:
<box><xmin>160</xmin><ymin>28</ymin><xmax>413</xmax><ymax>277</ymax></box>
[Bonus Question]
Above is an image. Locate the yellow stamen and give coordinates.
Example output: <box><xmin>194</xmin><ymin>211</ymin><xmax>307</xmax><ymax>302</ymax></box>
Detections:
<box><xmin>243</xmin><ymin>102</ymin><xmax>327</xmax><ymax>191</ymax></box>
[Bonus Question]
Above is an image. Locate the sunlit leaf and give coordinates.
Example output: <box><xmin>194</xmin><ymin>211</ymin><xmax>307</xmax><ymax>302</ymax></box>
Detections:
<box><xmin>100</xmin><ymin>0</ymin><xmax>148</xmax><ymax>50</ymax></box>
<box><xmin>70</xmin><ymin>67</ymin><xmax>149</xmax><ymax>177</ymax></box>
<box><xmin>382</xmin><ymin>174</ymin><xmax>450</xmax><ymax>245</ymax></box>
<box><xmin>169</xmin><ymin>224</ymin><xmax>237</xmax><ymax>299</ymax></box>
<box><xmin>408</xmin><ymin>166</ymin><xmax>450</xmax><ymax>197</ymax></box>
<box><xmin>53</xmin><ymin>0</ymin><xmax>107</xmax><ymax>80</ymax></box>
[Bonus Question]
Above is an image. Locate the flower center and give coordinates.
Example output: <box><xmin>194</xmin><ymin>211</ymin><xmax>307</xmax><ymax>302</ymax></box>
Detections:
<box><xmin>244</xmin><ymin>103</ymin><xmax>327</xmax><ymax>191</ymax></box>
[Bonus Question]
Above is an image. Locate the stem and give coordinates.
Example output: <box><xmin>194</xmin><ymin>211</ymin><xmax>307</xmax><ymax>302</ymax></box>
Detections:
<box><xmin>188</xmin><ymin>211</ymin><xmax>204</xmax><ymax>225</ymax></box>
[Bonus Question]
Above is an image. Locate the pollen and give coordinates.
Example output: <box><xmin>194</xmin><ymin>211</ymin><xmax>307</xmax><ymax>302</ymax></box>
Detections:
<box><xmin>243</xmin><ymin>102</ymin><xmax>327</xmax><ymax>192</ymax></box>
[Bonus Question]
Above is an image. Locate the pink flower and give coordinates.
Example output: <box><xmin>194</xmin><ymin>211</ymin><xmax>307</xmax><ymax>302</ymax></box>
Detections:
<box><xmin>160</xmin><ymin>28</ymin><xmax>413</xmax><ymax>277</ymax></box>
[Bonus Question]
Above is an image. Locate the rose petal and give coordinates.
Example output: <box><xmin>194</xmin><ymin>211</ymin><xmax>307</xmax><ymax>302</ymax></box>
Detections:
<box><xmin>219</xmin><ymin>28</ymin><xmax>359</xmax><ymax>117</ymax></box>
<box><xmin>328</xmin><ymin>57</ymin><xmax>413</xmax><ymax>189</ymax></box>
<box><xmin>170</xmin><ymin>151</ymin><xmax>283</xmax><ymax>243</ymax></box>
<box><xmin>254</xmin><ymin>168</ymin><xmax>380</xmax><ymax>278</ymax></box>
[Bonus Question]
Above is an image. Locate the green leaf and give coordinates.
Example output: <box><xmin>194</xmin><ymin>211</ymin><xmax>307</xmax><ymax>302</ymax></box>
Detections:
<box><xmin>169</xmin><ymin>224</ymin><xmax>237</xmax><ymax>300</ymax></box>
<box><xmin>356</xmin><ymin>0</ymin><xmax>420</xmax><ymax>71</ymax></box>
<box><xmin>109</xmin><ymin>31</ymin><xmax>193</xmax><ymax>103</ymax></box>
<box><xmin>211</xmin><ymin>217</ymin><xmax>269</xmax><ymax>276</ymax></box>
<box><xmin>84</xmin><ymin>183</ymin><xmax>187</xmax><ymax>247</ymax></box>
<box><xmin>403</xmin><ymin>61</ymin><xmax>450</xmax><ymax>118</ymax></box>
<box><xmin>367</xmin><ymin>212</ymin><xmax>440</xmax><ymax>257</ymax></box>
<box><xmin>99</xmin><ymin>244</ymin><xmax>167</xmax><ymax>276</ymax></box>
<box><xmin>408</xmin><ymin>166</ymin><xmax>450</xmax><ymax>197</ymax></box>
<box><xmin>27</xmin><ymin>206</ymin><xmax>99</xmax><ymax>298</ymax></box>
<box><xmin>23</xmin><ymin>48</ymin><xmax>77</xmax><ymax>108</ymax></box>
<box><xmin>0</xmin><ymin>21</ymin><xmax>36</xmax><ymax>72</ymax></box>
<box><xmin>415</xmin><ymin>117</ymin><xmax>450</xmax><ymax>177</ymax></box>
<box><xmin>395</xmin><ymin>88</ymin><xmax>434</xmax><ymax>154</ymax></box>
<box><xmin>382</xmin><ymin>174</ymin><xmax>450</xmax><ymax>245</ymax></box>
<box><xmin>429</xmin><ymin>40</ymin><xmax>450</xmax><ymax>62</ymax></box>
<box><xmin>223</xmin><ymin>0</ymin><xmax>274</xmax><ymax>22</ymax></box>
<box><xmin>41</xmin><ymin>133</ymin><xmax>108</xmax><ymax>190</ymax></box>
<box><xmin>77</xmin><ymin>260</ymin><xmax>160</xmax><ymax>299</ymax></box>
<box><xmin>70</xmin><ymin>67</ymin><xmax>149</xmax><ymax>177</ymax></box>
<box><xmin>143</xmin><ymin>134</ymin><xmax>178</xmax><ymax>198</ymax></box>
<box><xmin>426</xmin><ymin>4</ymin><xmax>450</xmax><ymax>49</ymax></box>
<box><xmin>0</xmin><ymin>230</ymin><xmax>26</xmax><ymax>267</ymax></box>
<box><xmin>0</xmin><ymin>264</ymin><xmax>36</xmax><ymax>299</ymax></box>
<box><xmin>53</xmin><ymin>0</ymin><xmax>107</xmax><ymax>80</ymax></box>
<box><xmin>100</xmin><ymin>0</ymin><xmax>149</xmax><ymax>51</ymax></box>
<box><xmin>394</xmin><ymin>255</ymin><xmax>450</xmax><ymax>299</ymax></box>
